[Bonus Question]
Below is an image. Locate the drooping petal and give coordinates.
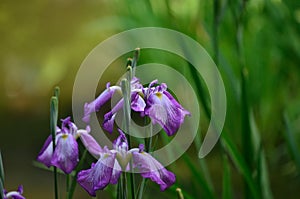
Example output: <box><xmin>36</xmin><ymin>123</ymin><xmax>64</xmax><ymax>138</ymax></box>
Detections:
<box><xmin>51</xmin><ymin>134</ymin><xmax>79</xmax><ymax>174</ymax></box>
<box><xmin>77</xmin><ymin>151</ymin><xmax>116</xmax><ymax>196</ymax></box>
<box><xmin>102</xmin><ymin>99</ymin><xmax>124</xmax><ymax>133</ymax></box>
<box><xmin>83</xmin><ymin>84</ymin><xmax>121</xmax><ymax>123</ymax></box>
<box><xmin>131</xmin><ymin>146</ymin><xmax>176</xmax><ymax>191</ymax></box>
<box><xmin>145</xmin><ymin>85</ymin><xmax>190</xmax><ymax>136</ymax></box>
<box><xmin>37</xmin><ymin>135</ymin><xmax>53</xmax><ymax>167</ymax></box>
<box><xmin>78</xmin><ymin>130</ymin><xmax>102</xmax><ymax>159</ymax></box>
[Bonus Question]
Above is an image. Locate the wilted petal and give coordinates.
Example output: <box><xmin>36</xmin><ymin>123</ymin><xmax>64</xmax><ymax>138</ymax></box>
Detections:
<box><xmin>145</xmin><ymin>85</ymin><xmax>190</xmax><ymax>136</ymax></box>
<box><xmin>77</xmin><ymin>151</ymin><xmax>116</xmax><ymax>196</ymax></box>
<box><xmin>51</xmin><ymin>134</ymin><xmax>78</xmax><ymax>174</ymax></box>
<box><xmin>131</xmin><ymin>147</ymin><xmax>175</xmax><ymax>191</ymax></box>
<box><xmin>37</xmin><ymin>135</ymin><xmax>53</xmax><ymax>167</ymax></box>
<box><xmin>83</xmin><ymin>84</ymin><xmax>121</xmax><ymax>123</ymax></box>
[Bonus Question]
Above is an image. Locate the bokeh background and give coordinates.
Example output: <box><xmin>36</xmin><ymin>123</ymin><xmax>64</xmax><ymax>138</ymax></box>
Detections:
<box><xmin>1</xmin><ymin>0</ymin><xmax>300</xmax><ymax>198</ymax></box>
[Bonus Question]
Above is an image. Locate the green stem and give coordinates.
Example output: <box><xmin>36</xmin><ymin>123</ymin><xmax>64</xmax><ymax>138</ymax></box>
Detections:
<box><xmin>50</xmin><ymin>96</ymin><xmax>59</xmax><ymax>199</ymax></box>
<box><xmin>68</xmin><ymin>150</ymin><xmax>88</xmax><ymax>199</ymax></box>
<box><xmin>121</xmin><ymin>77</ymin><xmax>135</xmax><ymax>199</ymax></box>
<box><xmin>66</xmin><ymin>174</ymin><xmax>70</xmax><ymax>199</ymax></box>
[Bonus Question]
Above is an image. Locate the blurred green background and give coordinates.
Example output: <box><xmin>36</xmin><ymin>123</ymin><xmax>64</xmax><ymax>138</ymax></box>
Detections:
<box><xmin>1</xmin><ymin>0</ymin><xmax>300</xmax><ymax>198</ymax></box>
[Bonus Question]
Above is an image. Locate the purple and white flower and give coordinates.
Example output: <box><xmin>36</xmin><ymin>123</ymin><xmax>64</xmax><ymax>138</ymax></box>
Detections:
<box><xmin>77</xmin><ymin>129</ymin><xmax>176</xmax><ymax>196</ymax></box>
<box><xmin>37</xmin><ymin>117</ymin><xmax>96</xmax><ymax>174</ymax></box>
<box><xmin>83</xmin><ymin>78</ymin><xmax>190</xmax><ymax>136</ymax></box>
<box><xmin>144</xmin><ymin>81</ymin><xmax>191</xmax><ymax>136</ymax></box>
<box><xmin>3</xmin><ymin>185</ymin><xmax>25</xmax><ymax>199</ymax></box>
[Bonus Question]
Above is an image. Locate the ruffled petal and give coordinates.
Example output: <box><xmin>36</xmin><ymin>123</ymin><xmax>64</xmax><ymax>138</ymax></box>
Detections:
<box><xmin>132</xmin><ymin>148</ymin><xmax>175</xmax><ymax>191</ymax></box>
<box><xmin>83</xmin><ymin>85</ymin><xmax>121</xmax><ymax>123</ymax></box>
<box><xmin>77</xmin><ymin>151</ymin><xmax>116</xmax><ymax>196</ymax></box>
<box><xmin>145</xmin><ymin>86</ymin><xmax>190</xmax><ymax>136</ymax></box>
<box><xmin>37</xmin><ymin>135</ymin><xmax>53</xmax><ymax>167</ymax></box>
<box><xmin>51</xmin><ymin>134</ymin><xmax>79</xmax><ymax>174</ymax></box>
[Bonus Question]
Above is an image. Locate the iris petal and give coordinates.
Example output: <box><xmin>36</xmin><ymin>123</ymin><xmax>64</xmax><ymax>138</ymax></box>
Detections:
<box><xmin>51</xmin><ymin>134</ymin><xmax>79</xmax><ymax>174</ymax></box>
<box><xmin>37</xmin><ymin>135</ymin><xmax>53</xmax><ymax>167</ymax></box>
<box><xmin>132</xmin><ymin>151</ymin><xmax>175</xmax><ymax>191</ymax></box>
<box><xmin>77</xmin><ymin>151</ymin><xmax>116</xmax><ymax>196</ymax></box>
<box><xmin>79</xmin><ymin>131</ymin><xmax>102</xmax><ymax>159</ymax></box>
<box><xmin>83</xmin><ymin>85</ymin><xmax>121</xmax><ymax>123</ymax></box>
<box><xmin>145</xmin><ymin>88</ymin><xmax>190</xmax><ymax>136</ymax></box>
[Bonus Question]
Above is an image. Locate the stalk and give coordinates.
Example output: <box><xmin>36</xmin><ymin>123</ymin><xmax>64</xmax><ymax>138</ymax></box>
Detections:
<box><xmin>50</xmin><ymin>87</ymin><xmax>59</xmax><ymax>199</ymax></box>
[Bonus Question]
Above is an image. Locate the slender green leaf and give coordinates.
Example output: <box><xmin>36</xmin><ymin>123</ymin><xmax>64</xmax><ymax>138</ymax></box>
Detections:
<box><xmin>221</xmin><ymin>134</ymin><xmax>260</xmax><ymax>199</ymax></box>
<box><xmin>222</xmin><ymin>154</ymin><xmax>232</xmax><ymax>199</ymax></box>
<box><xmin>283</xmin><ymin>112</ymin><xmax>300</xmax><ymax>171</ymax></box>
<box><xmin>257</xmin><ymin>148</ymin><xmax>273</xmax><ymax>199</ymax></box>
<box><xmin>0</xmin><ymin>151</ymin><xmax>4</xmax><ymax>185</ymax></box>
<box><xmin>50</xmin><ymin>95</ymin><xmax>59</xmax><ymax>199</ymax></box>
<box><xmin>33</xmin><ymin>161</ymin><xmax>75</xmax><ymax>176</ymax></box>
<box><xmin>68</xmin><ymin>150</ymin><xmax>88</xmax><ymax>199</ymax></box>
<box><xmin>250</xmin><ymin>110</ymin><xmax>273</xmax><ymax>199</ymax></box>
<box><xmin>0</xmin><ymin>178</ymin><xmax>4</xmax><ymax>199</ymax></box>
<box><xmin>182</xmin><ymin>154</ymin><xmax>216</xmax><ymax>199</ymax></box>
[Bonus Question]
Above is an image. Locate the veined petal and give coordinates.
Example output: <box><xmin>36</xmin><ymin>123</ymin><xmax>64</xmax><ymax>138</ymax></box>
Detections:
<box><xmin>37</xmin><ymin>135</ymin><xmax>53</xmax><ymax>167</ymax></box>
<box><xmin>83</xmin><ymin>85</ymin><xmax>121</xmax><ymax>123</ymax></box>
<box><xmin>132</xmin><ymin>148</ymin><xmax>176</xmax><ymax>191</ymax></box>
<box><xmin>77</xmin><ymin>151</ymin><xmax>116</xmax><ymax>196</ymax></box>
<box><xmin>145</xmin><ymin>88</ymin><xmax>190</xmax><ymax>136</ymax></box>
<box><xmin>51</xmin><ymin>134</ymin><xmax>79</xmax><ymax>174</ymax></box>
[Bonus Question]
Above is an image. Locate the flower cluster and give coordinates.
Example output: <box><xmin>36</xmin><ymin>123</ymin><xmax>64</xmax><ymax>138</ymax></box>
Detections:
<box><xmin>77</xmin><ymin>129</ymin><xmax>176</xmax><ymax>196</ymax></box>
<box><xmin>83</xmin><ymin>78</ymin><xmax>190</xmax><ymax>136</ymax></box>
<box><xmin>37</xmin><ymin>117</ymin><xmax>97</xmax><ymax>174</ymax></box>
<box><xmin>37</xmin><ymin>75</ymin><xmax>190</xmax><ymax>196</ymax></box>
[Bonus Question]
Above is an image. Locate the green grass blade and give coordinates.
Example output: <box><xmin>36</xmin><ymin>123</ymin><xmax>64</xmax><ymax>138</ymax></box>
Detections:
<box><xmin>182</xmin><ymin>154</ymin><xmax>216</xmax><ymax>199</ymax></box>
<box><xmin>50</xmin><ymin>96</ymin><xmax>59</xmax><ymax>199</ymax></box>
<box><xmin>0</xmin><ymin>178</ymin><xmax>4</xmax><ymax>199</ymax></box>
<box><xmin>0</xmin><ymin>151</ymin><xmax>4</xmax><ymax>185</ymax></box>
<box><xmin>250</xmin><ymin>111</ymin><xmax>273</xmax><ymax>199</ymax></box>
<box><xmin>221</xmin><ymin>133</ymin><xmax>260</xmax><ymax>199</ymax></box>
<box><xmin>257</xmin><ymin>148</ymin><xmax>273</xmax><ymax>199</ymax></box>
<box><xmin>222</xmin><ymin>154</ymin><xmax>232</xmax><ymax>199</ymax></box>
<box><xmin>283</xmin><ymin>112</ymin><xmax>300</xmax><ymax>171</ymax></box>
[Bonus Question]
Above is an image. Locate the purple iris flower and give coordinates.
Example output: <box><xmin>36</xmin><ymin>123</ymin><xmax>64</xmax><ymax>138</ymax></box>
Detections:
<box><xmin>3</xmin><ymin>185</ymin><xmax>25</xmax><ymax>199</ymax></box>
<box><xmin>83</xmin><ymin>78</ymin><xmax>189</xmax><ymax>136</ymax></box>
<box><xmin>144</xmin><ymin>81</ymin><xmax>191</xmax><ymax>136</ymax></box>
<box><xmin>37</xmin><ymin>117</ymin><xmax>97</xmax><ymax>174</ymax></box>
<box><xmin>77</xmin><ymin>129</ymin><xmax>175</xmax><ymax>196</ymax></box>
